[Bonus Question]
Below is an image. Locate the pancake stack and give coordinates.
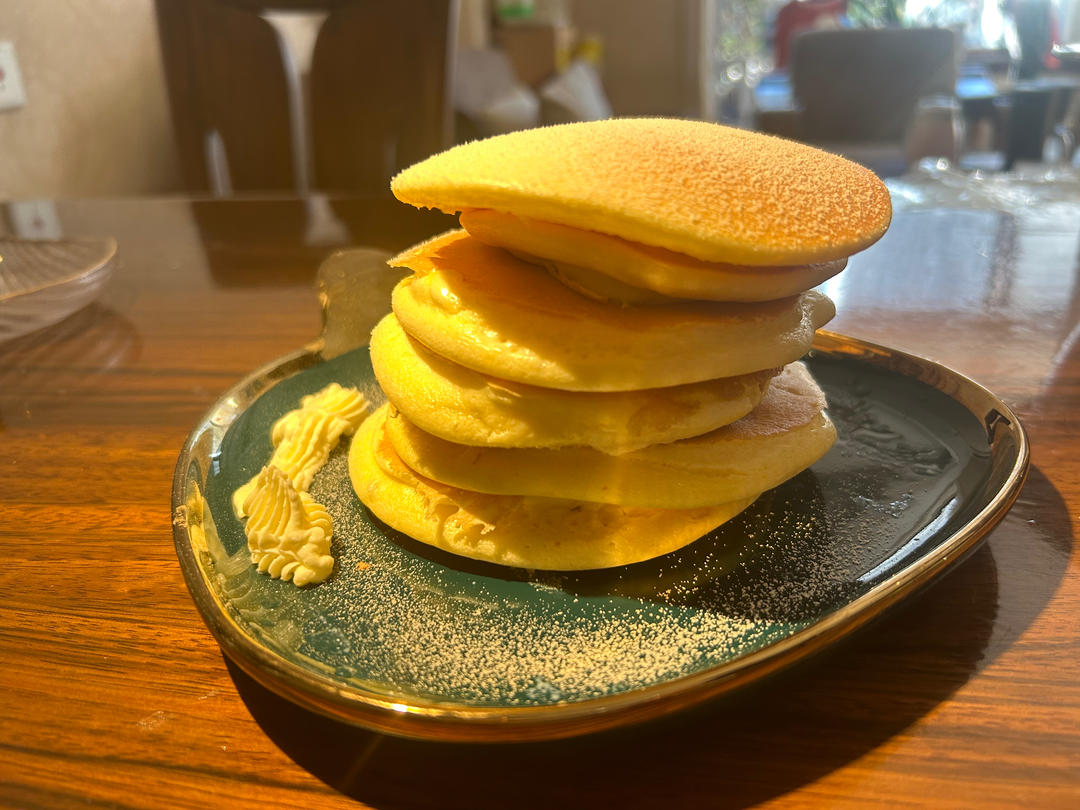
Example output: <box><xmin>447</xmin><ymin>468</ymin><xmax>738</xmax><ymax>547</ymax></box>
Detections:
<box><xmin>349</xmin><ymin>118</ymin><xmax>891</xmax><ymax>570</ymax></box>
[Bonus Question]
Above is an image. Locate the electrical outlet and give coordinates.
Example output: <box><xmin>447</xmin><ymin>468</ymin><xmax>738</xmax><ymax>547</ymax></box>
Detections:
<box><xmin>8</xmin><ymin>200</ymin><xmax>62</xmax><ymax>240</ymax></box>
<box><xmin>0</xmin><ymin>41</ymin><xmax>28</xmax><ymax>111</ymax></box>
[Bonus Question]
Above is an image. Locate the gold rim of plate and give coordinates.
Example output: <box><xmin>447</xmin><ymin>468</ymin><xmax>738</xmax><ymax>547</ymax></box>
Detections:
<box><xmin>171</xmin><ymin>329</ymin><xmax>1029</xmax><ymax>742</ymax></box>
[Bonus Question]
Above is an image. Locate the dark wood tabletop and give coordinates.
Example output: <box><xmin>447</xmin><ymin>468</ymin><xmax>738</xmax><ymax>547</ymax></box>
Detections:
<box><xmin>1</xmin><ymin>187</ymin><xmax>1078</xmax><ymax>809</ymax></box>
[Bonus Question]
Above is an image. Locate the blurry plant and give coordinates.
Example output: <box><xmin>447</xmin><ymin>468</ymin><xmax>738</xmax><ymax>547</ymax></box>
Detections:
<box><xmin>712</xmin><ymin>0</ymin><xmax>770</xmax><ymax>63</ymax></box>
<box><xmin>847</xmin><ymin>0</ymin><xmax>907</xmax><ymax>26</ymax></box>
<box><xmin>908</xmin><ymin>0</ymin><xmax>985</xmax><ymax>29</ymax></box>
<box><xmin>847</xmin><ymin>1</ymin><xmax>1016</xmax><ymax>52</ymax></box>
<box><xmin>707</xmin><ymin>0</ymin><xmax>771</xmax><ymax>125</ymax></box>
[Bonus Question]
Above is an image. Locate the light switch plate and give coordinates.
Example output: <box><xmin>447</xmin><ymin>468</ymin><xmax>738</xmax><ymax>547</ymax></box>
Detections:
<box><xmin>0</xmin><ymin>41</ymin><xmax>28</xmax><ymax>111</ymax></box>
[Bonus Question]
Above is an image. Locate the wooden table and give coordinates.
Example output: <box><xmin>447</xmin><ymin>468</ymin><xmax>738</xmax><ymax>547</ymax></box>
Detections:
<box><xmin>2</xmin><ymin>188</ymin><xmax>1078</xmax><ymax>808</ymax></box>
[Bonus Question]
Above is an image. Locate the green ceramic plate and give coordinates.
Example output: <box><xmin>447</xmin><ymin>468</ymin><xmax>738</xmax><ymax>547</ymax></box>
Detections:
<box><xmin>172</xmin><ymin>325</ymin><xmax>1027</xmax><ymax>742</ymax></box>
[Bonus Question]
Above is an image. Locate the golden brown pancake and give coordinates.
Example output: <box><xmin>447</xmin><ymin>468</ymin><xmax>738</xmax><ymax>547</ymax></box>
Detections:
<box><xmin>345</xmin><ymin>118</ymin><xmax>884</xmax><ymax>570</ymax></box>
<box><xmin>349</xmin><ymin>405</ymin><xmax>758</xmax><ymax>570</ymax></box>
<box><xmin>460</xmin><ymin>210</ymin><xmax>848</xmax><ymax>303</ymax></box>
<box><xmin>390</xmin><ymin>230</ymin><xmax>835</xmax><ymax>391</ymax></box>
<box><xmin>383</xmin><ymin>362</ymin><xmax>837</xmax><ymax>509</ymax></box>
<box><xmin>392</xmin><ymin>118</ymin><xmax>891</xmax><ymax>266</ymax></box>
<box><xmin>370</xmin><ymin>312</ymin><xmax>776</xmax><ymax>455</ymax></box>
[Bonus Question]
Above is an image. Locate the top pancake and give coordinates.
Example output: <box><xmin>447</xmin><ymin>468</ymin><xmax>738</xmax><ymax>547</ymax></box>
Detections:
<box><xmin>391</xmin><ymin>118</ymin><xmax>892</xmax><ymax>266</ymax></box>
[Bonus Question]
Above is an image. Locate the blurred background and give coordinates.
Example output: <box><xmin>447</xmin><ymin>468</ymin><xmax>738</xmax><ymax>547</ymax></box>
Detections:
<box><xmin>1</xmin><ymin>0</ymin><xmax>1079</xmax><ymax>203</ymax></box>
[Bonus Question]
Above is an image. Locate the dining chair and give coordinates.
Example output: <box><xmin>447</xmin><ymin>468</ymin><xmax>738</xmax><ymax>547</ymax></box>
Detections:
<box><xmin>156</xmin><ymin>0</ymin><xmax>458</xmax><ymax>195</ymax></box>
<box><xmin>758</xmin><ymin>26</ymin><xmax>960</xmax><ymax>176</ymax></box>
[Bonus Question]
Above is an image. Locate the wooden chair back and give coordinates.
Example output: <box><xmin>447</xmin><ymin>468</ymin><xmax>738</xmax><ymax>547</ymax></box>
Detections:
<box><xmin>156</xmin><ymin>0</ymin><xmax>456</xmax><ymax>195</ymax></box>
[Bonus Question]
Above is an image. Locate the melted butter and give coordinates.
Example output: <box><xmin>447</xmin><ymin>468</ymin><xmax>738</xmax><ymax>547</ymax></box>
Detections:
<box><xmin>409</xmin><ymin>272</ymin><xmax>462</xmax><ymax>314</ymax></box>
<box><xmin>242</xmin><ymin>465</ymin><xmax>334</xmax><ymax>586</ymax></box>
<box><xmin>430</xmin><ymin>281</ymin><xmax>462</xmax><ymax>312</ymax></box>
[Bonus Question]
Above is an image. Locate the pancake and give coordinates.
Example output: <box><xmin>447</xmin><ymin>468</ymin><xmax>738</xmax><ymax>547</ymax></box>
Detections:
<box><xmin>518</xmin><ymin>253</ymin><xmax>681</xmax><ymax>306</ymax></box>
<box><xmin>349</xmin><ymin>405</ymin><xmax>759</xmax><ymax>570</ymax></box>
<box><xmin>390</xmin><ymin>230</ymin><xmax>835</xmax><ymax>391</ymax></box>
<box><xmin>460</xmin><ymin>210</ymin><xmax>848</xmax><ymax>303</ymax></box>
<box><xmin>370</xmin><ymin>312</ymin><xmax>776</xmax><ymax>455</ymax></box>
<box><xmin>391</xmin><ymin>118</ymin><xmax>892</xmax><ymax>266</ymax></box>
<box><xmin>343</xmin><ymin>117</ymin><xmax>886</xmax><ymax>571</ymax></box>
<box><xmin>383</xmin><ymin>362</ymin><xmax>837</xmax><ymax>509</ymax></box>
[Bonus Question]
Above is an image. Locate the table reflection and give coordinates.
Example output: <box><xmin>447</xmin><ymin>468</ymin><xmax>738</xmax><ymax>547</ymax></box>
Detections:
<box><xmin>826</xmin><ymin>164</ymin><xmax>1080</xmax><ymax>396</ymax></box>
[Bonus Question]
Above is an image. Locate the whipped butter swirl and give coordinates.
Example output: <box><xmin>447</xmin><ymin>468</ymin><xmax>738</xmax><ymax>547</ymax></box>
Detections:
<box><xmin>242</xmin><ymin>466</ymin><xmax>335</xmax><ymax>586</ymax></box>
<box><xmin>233</xmin><ymin>383</ymin><xmax>368</xmax><ymax>586</ymax></box>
